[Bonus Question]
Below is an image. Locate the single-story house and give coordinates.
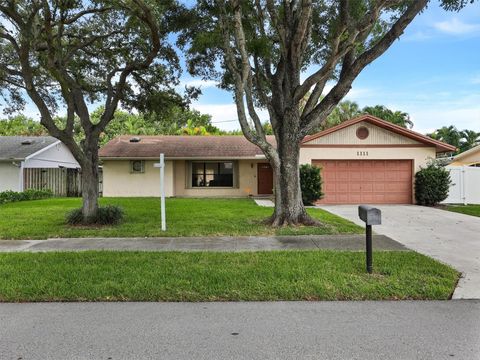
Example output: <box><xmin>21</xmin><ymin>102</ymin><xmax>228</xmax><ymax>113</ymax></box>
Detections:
<box><xmin>99</xmin><ymin>115</ymin><xmax>455</xmax><ymax>204</ymax></box>
<box><xmin>0</xmin><ymin>136</ymin><xmax>80</xmax><ymax>195</ymax></box>
<box><xmin>449</xmin><ymin>144</ymin><xmax>480</xmax><ymax>167</ymax></box>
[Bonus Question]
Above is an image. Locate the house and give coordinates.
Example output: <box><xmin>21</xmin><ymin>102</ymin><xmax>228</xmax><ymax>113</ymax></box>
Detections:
<box><xmin>99</xmin><ymin>115</ymin><xmax>455</xmax><ymax>204</ymax></box>
<box><xmin>0</xmin><ymin>136</ymin><xmax>80</xmax><ymax>195</ymax></box>
<box><xmin>449</xmin><ymin>144</ymin><xmax>480</xmax><ymax>167</ymax></box>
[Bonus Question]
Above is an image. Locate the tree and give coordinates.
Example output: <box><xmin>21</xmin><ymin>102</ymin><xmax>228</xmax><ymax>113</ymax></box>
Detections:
<box><xmin>182</xmin><ymin>0</ymin><xmax>468</xmax><ymax>226</ymax></box>
<box><xmin>0</xmin><ymin>114</ymin><xmax>47</xmax><ymax>136</ymax></box>
<box><xmin>428</xmin><ymin>126</ymin><xmax>462</xmax><ymax>150</ymax></box>
<box><xmin>323</xmin><ymin>100</ymin><xmax>361</xmax><ymax>130</ymax></box>
<box><xmin>460</xmin><ymin>129</ymin><xmax>480</xmax><ymax>153</ymax></box>
<box><xmin>362</xmin><ymin>105</ymin><xmax>414</xmax><ymax>129</ymax></box>
<box><xmin>0</xmin><ymin>0</ymin><xmax>181</xmax><ymax>220</ymax></box>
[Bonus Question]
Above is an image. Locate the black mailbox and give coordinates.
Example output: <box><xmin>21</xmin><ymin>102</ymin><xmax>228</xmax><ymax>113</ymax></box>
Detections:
<box><xmin>358</xmin><ymin>205</ymin><xmax>381</xmax><ymax>225</ymax></box>
<box><xmin>358</xmin><ymin>205</ymin><xmax>382</xmax><ymax>274</ymax></box>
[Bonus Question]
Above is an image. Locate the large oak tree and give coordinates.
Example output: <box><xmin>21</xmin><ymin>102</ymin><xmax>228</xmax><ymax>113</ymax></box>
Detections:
<box><xmin>182</xmin><ymin>0</ymin><xmax>472</xmax><ymax>226</ymax></box>
<box><xmin>0</xmin><ymin>0</ymin><xmax>180</xmax><ymax>220</ymax></box>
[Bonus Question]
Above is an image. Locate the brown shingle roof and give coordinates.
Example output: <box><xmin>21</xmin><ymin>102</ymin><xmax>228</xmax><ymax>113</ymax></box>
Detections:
<box><xmin>99</xmin><ymin>135</ymin><xmax>275</xmax><ymax>159</ymax></box>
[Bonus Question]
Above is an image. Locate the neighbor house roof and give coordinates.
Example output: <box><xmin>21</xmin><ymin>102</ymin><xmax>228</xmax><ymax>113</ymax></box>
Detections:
<box><xmin>99</xmin><ymin>135</ymin><xmax>275</xmax><ymax>159</ymax></box>
<box><xmin>452</xmin><ymin>144</ymin><xmax>480</xmax><ymax>163</ymax></box>
<box><xmin>0</xmin><ymin>136</ymin><xmax>59</xmax><ymax>161</ymax></box>
<box><xmin>302</xmin><ymin>114</ymin><xmax>457</xmax><ymax>153</ymax></box>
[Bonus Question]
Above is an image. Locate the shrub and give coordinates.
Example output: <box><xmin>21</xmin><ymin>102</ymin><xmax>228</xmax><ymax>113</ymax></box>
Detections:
<box><xmin>415</xmin><ymin>164</ymin><xmax>452</xmax><ymax>206</ymax></box>
<box><xmin>0</xmin><ymin>189</ymin><xmax>53</xmax><ymax>204</ymax></box>
<box><xmin>300</xmin><ymin>164</ymin><xmax>323</xmax><ymax>205</ymax></box>
<box><xmin>66</xmin><ymin>205</ymin><xmax>124</xmax><ymax>226</ymax></box>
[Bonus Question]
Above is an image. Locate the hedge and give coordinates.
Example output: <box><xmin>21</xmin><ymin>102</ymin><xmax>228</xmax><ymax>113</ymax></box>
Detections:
<box><xmin>0</xmin><ymin>189</ymin><xmax>54</xmax><ymax>205</ymax></box>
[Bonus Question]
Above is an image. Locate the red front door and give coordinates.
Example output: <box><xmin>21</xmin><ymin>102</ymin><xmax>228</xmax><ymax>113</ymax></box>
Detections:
<box><xmin>257</xmin><ymin>163</ymin><xmax>273</xmax><ymax>195</ymax></box>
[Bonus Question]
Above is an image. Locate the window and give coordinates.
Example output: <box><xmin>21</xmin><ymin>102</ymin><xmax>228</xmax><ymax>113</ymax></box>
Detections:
<box><xmin>192</xmin><ymin>162</ymin><xmax>234</xmax><ymax>187</ymax></box>
<box><xmin>130</xmin><ymin>160</ymin><xmax>145</xmax><ymax>173</ymax></box>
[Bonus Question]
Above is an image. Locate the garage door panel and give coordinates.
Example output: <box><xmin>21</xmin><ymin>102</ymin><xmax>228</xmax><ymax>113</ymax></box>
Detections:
<box><xmin>315</xmin><ymin>159</ymin><xmax>412</xmax><ymax>204</ymax></box>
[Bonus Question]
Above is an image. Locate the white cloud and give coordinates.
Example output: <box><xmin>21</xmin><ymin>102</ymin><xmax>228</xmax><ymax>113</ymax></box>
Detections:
<box><xmin>402</xmin><ymin>31</ymin><xmax>433</xmax><ymax>42</ymax></box>
<box><xmin>433</xmin><ymin>18</ymin><xmax>480</xmax><ymax>35</ymax></box>
<box><xmin>178</xmin><ymin>79</ymin><xmax>218</xmax><ymax>89</ymax></box>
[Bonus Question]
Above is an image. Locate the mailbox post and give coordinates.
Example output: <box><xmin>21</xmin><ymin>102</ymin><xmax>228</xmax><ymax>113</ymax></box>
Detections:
<box><xmin>358</xmin><ymin>205</ymin><xmax>381</xmax><ymax>274</ymax></box>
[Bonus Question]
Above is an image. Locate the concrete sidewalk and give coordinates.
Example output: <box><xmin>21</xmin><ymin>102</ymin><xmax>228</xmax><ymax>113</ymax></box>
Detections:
<box><xmin>0</xmin><ymin>234</ymin><xmax>407</xmax><ymax>252</ymax></box>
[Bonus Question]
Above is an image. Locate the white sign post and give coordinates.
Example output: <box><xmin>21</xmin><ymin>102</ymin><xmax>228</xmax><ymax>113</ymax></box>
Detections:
<box><xmin>159</xmin><ymin>153</ymin><xmax>166</xmax><ymax>231</ymax></box>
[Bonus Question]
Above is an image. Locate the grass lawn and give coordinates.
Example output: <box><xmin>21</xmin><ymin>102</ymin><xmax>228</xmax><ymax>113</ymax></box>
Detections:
<box><xmin>446</xmin><ymin>204</ymin><xmax>480</xmax><ymax>218</ymax></box>
<box><xmin>0</xmin><ymin>250</ymin><xmax>459</xmax><ymax>302</ymax></box>
<box><xmin>0</xmin><ymin>197</ymin><xmax>362</xmax><ymax>239</ymax></box>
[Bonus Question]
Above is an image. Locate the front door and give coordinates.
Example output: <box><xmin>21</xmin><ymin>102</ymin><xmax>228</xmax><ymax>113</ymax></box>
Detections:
<box><xmin>257</xmin><ymin>163</ymin><xmax>273</xmax><ymax>195</ymax></box>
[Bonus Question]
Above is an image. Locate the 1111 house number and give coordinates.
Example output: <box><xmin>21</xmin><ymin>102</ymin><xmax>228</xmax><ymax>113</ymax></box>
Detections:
<box><xmin>357</xmin><ymin>151</ymin><xmax>369</xmax><ymax>156</ymax></box>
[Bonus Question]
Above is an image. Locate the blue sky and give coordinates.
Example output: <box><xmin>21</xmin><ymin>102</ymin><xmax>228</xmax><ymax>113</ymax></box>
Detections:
<box><xmin>182</xmin><ymin>1</ymin><xmax>480</xmax><ymax>133</ymax></box>
<box><xmin>4</xmin><ymin>1</ymin><xmax>480</xmax><ymax>134</ymax></box>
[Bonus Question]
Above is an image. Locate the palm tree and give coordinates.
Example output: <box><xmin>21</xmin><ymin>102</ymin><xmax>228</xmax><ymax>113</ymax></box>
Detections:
<box><xmin>428</xmin><ymin>126</ymin><xmax>462</xmax><ymax>150</ymax></box>
<box><xmin>460</xmin><ymin>130</ymin><xmax>480</xmax><ymax>152</ymax></box>
<box><xmin>362</xmin><ymin>105</ymin><xmax>414</xmax><ymax>129</ymax></box>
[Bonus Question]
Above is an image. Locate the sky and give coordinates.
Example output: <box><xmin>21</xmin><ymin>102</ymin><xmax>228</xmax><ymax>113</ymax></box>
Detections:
<box><xmin>2</xmin><ymin>1</ymin><xmax>480</xmax><ymax>135</ymax></box>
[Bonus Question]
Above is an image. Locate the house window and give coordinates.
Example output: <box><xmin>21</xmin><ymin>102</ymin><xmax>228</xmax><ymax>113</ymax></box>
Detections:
<box><xmin>191</xmin><ymin>162</ymin><xmax>234</xmax><ymax>187</ymax></box>
<box><xmin>130</xmin><ymin>160</ymin><xmax>145</xmax><ymax>173</ymax></box>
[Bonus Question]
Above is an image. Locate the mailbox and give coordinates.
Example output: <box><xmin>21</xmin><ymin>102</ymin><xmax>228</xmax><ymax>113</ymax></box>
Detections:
<box><xmin>358</xmin><ymin>205</ymin><xmax>381</xmax><ymax>225</ymax></box>
<box><xmin>358</xmin><ymin>205</ymin><xmax>382</xmax><ymax>274</ymax></box>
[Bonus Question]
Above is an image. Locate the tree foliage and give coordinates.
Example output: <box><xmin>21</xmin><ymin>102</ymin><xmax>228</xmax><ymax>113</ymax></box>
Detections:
<box><xmin>428</xmin><ymin>126</ymin><xmax>479</xmax><ymax>153</ymax></box>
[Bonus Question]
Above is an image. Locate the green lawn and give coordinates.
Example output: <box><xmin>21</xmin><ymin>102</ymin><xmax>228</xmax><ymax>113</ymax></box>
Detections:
<box><xmin>0</xmin><ymin>250</ymin><xmax>459</xmax><ymax>302</ymax></box>
<box><xmin>0</xmin><ymin>197</ymin><xmax>362</xmax><ymax>239</ymax></box>
<box><xmin>446</xmin><ymin>204</ymin><xmax>480</xmax><ymax>218</ymax></box>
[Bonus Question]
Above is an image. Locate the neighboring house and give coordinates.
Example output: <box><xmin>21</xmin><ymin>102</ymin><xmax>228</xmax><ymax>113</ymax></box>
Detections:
<box><xmin>450</xmin><ymin>144</ymin><xmax>480</xmax><ymax>167</ymax></box>
<box><xmin>0</xmin><ymin>136</ymin><xmax>80</xmax><ymax>195</ymax></box>
<box><xmin>99</xmin><ymin>115</ymin><xmax>455</xmax><ymax>204</ymax></box>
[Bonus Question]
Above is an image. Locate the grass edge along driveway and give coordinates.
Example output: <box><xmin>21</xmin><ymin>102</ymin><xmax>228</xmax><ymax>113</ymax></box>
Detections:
<box><xmin>0</xmin><ymin>197</ymin><xmax>362</xmax><ymax>239</ymax></box>
<box><xmin>446</xmin><ymin>204</ymin><xmax>480</xmax><ymax>218</ymax></box>
<box><xmin>0</xmin><ymin>250</ymin><xmax>459</xmax><ymax>302</ymax></box>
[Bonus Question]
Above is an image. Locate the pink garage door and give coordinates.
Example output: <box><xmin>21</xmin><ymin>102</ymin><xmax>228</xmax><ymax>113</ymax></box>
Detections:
<box><xmin>312</xmin><ymin>160</ymin><xmax>413</xmax><ymax>204</ymax></box>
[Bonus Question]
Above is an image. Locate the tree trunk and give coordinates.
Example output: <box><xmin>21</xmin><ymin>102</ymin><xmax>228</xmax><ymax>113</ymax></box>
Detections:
<box><xmin>267</xmin><ymin>114</ymin><xmax>319</xmax><ymax>227</ymax></box>
<box><xmin>80</xmin><ymin>142</ymin><xmax>100</xmax><ymax>221</ymax></box>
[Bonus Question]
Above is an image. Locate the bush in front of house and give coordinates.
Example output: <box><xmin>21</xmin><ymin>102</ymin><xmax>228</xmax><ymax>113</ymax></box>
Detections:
<box><xmin>66</xmin><ymin>205</ymin><xmax>124</xmax><ymax>226</ymax></box>
<box><xmin>415</xmin><ymin>163</ymin><xmax>452</xmax><ymax>206</ymax></box>
<box><xmin>300</xmin><ymin>164</ymin><xmax>323</xmax><ymax>206</ymax></box>
<box><xmin>0</xmin><ymin>189</ymin><xmax>53</xmax><ymax>204</ymax></box>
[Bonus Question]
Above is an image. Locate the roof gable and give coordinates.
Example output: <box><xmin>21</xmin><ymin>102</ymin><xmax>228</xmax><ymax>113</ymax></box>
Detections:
<box><xmin>302</xmin><ymin>115</ymin><xmax>456</xmax><ymax>153</ymax></box>
<box><xmin>0</xmin><ymin>136</ymin><xmax>58</xmax><ymax>160</ymax></box>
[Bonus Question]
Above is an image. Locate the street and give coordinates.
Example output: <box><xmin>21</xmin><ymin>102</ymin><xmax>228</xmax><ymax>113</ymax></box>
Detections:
<box><xmin>1</xmin><ymin>301</ymin><xmax>479</xmax><ymax>360</ymax></box>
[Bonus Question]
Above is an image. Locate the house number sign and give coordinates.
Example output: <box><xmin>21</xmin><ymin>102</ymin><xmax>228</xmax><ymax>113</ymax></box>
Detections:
<box><xmin>357</xmin><ymin>151</ymin><xmax>369</xmax><ymax>156</ymax></box>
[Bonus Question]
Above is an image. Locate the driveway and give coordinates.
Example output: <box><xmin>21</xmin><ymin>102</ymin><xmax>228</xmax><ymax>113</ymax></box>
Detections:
<box><xmin>319</xmin><ymin>205</ymin><xmax>480</xmax><ymax>299</ymax></box>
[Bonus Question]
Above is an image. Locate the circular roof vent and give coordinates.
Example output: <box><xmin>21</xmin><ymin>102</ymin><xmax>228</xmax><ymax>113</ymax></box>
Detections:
<box><xmin>356</xmin><ymin>126</ymin><xmax>369</xmax><ymax>140</ymax></box>
<box><xmin>129</xmin><ymin>137</ymin><xmax>141</xmax><ymax>143</ymax></box>
<box><xmin>21</xmin><ymin>139</ymin><xmax>33</xmax><ymax>145</ymax></box>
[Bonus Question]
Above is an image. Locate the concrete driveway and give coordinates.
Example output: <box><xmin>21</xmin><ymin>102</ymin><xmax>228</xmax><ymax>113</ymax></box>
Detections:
<box><xmin>318</xmin><ymin>205</ymin><xmax>480</xmax><ymax>299</ymax></box>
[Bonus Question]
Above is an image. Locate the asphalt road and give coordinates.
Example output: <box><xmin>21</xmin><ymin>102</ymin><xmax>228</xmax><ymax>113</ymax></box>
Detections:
<box><xmin>1</xmin><ymin>301</ymin><xmax>479</xmax><ymax>360</ymax></box>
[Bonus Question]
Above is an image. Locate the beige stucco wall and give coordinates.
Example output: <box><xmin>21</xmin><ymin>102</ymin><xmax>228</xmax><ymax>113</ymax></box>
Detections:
<box><xmin>102</xmin><ymin>159</ymin><xmax>267</xmax><ymax>197</ymax></box>
<box><xmin>174</xmin><ymin>159</ymin><xmax>264</xmax><ymax>197</ymax></box>
<box><xmin>299</xmin><ymin>146</ymin><xmax>436</xmax><ymax>172</ymax></box>
<box><xmin>451</xmin><ymin>149</ymin><xmax>480</xmax><ymax>166</ymax></box>
<box><xmin>102</xmin><ymin>160</ymin><xmax>174</xmax><ymax>197</ymax></box>
<box><xmin>0</xmin><ymin>162</ymin><xmax>20</xmax><ymax>192</ymax></box>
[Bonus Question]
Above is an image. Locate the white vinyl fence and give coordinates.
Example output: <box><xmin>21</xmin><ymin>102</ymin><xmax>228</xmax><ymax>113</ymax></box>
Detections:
<box><xmin>443</xmin><ymin>166</ymin><xmax>480</xmax><ymax>205</ymax></box>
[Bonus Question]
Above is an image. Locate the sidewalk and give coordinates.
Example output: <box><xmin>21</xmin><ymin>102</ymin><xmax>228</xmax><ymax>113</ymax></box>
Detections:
<box><xmin>0</xmin><ymin>234</ymin><xmax>406</xmax><ymax>252</ymax></box>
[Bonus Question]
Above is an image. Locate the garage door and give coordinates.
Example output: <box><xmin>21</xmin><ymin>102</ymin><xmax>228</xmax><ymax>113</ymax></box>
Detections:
<box><xmin>312</xmin><ymin>160</ymin><xmax>413</xmax><ymax>204</ymax></box>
